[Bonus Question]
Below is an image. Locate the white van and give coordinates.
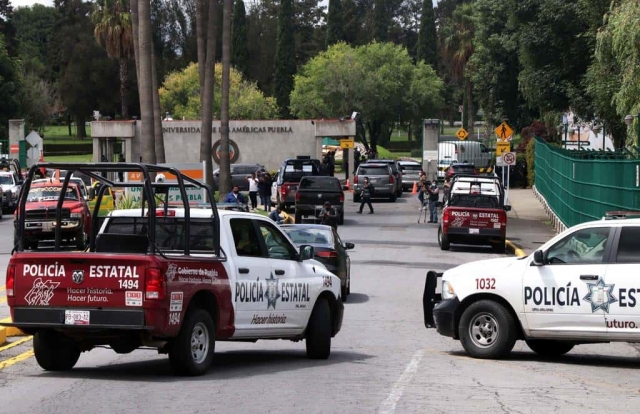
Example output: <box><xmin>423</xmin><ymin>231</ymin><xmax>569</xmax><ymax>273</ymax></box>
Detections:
<box><xmin>437</xmin><ymin>141</ymin><xmax>493</xmax><ymax>178</ymax></box>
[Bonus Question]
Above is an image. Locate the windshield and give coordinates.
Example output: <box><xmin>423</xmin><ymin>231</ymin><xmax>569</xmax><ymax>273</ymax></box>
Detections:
<box><xmin>299</xmin><ymin>178</ymin><xmax>341</xmax><ymax>191</ymax></box>
<box><xmin>27</xmin><ymin>186</ymin><xmax>79</xmax><ymax>202</ymax></box>
<box><xmin>449</xmin><ymin>195</ymin><xmax>499</xmax><ymax>208</ymax></box>
<box><xmin>282</xmin><ymin>228</ymin><xmax>333</xmax><ymax>245</ymax></box>
<box><xmin>453</xmin><ymin>166</ymin><xmax>476</xmax><ymax>174</ymax></box>
<box><xmin>0</xmin><ymin>175</ymin><xmax>14</xmax><ymax>185</ymax></box>
<box><xmin>282</xmin><ymin>162</ymin><xmax>319</xmax><ymax>182</ymax></box>
<box><xmin>358</xmin><ymin>166</ymin><xmax>389</xmax><ymax>176</ymax></box>
<box><xmin>401</xmin><ymin>165</ymin><xmax>422</xmax><ymax>172</ymax></box>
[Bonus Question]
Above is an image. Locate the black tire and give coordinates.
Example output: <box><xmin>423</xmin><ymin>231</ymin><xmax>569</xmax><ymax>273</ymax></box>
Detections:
<box><xmin>169</xmin><ymin>309</ymin><xmax>215</xmax><ymax>376</ymax></box>
<box><xmin>306</xmin><ymin>298</ymin><xmax>331</xmax><ymax>359</ymax></box>
<box><xmin>525</xmin><ymin>340</ymin><xmax>574</xmax><ymax>357</ymax></box>
<box><xmin>390</xmin><ymin>194</ymin><xmax>397</xmax><ymax>202</ymax></box>
<box><xmin>459</xmin><ymin>300</ymin><xmax>517</xmax><ymax>359</ymax></box>
<box><xmin>75</xmin><ymin>230</ymin><xmax>86</xmax><ymax>251</ymax></box>
<box><xmin>294</xmin><ymin>210</ymin><xmax>302</xmax><ymax>224</ymax></box>
<box><xmin>353</xmin><ymin>193</ymin><xmax>361</xmax><ymax>203</ymax></box>
<box><xmin>492</xmin><ymin>239</ymin><xmax>506</xmax><ymax>254</ymax></box>
<box><xmin>338</xmin><ymin>211</ymin><xmax>344</xmax><ymax>225</ymax></box>
<box><xmin>438</xmin><ymin>227</ymin><xmax>450</xmax><ymax>251</ymax></box>
<box><xmin>33</xmin><ymin>330</ymin><xmax>81</xmax><ymax>371</ymax></box>
<box><xmin>341</xmin><ymin>284</ymin><xmax>347</xmax><ymax>302</ymax></box>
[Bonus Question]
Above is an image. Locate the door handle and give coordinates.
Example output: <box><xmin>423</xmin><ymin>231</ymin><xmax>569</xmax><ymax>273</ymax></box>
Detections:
<box><xmin>275</xmin><ymin>269</ymin><xmax>285</xmax><ymax>275</ymax></box>
<box><xmin>239</xmin><ymin>268</ymin><xmax>250</xmax><ymax>274</ymax></box>
<box><xmin>580</xmin><ymin>275</ymin><xmax>599</xmax><ymax>281</ymax></box>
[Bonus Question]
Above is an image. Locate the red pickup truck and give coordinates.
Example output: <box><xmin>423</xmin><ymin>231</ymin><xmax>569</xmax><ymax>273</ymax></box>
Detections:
<box><xmin>4</xmin><ymin>163</ymin><xmax>343</xmax><ymax>376</ymax></box>
<box><xmin>437</xmin><ymin>175</ymin><xmax>511</xmax><ymax>253</ymax></box>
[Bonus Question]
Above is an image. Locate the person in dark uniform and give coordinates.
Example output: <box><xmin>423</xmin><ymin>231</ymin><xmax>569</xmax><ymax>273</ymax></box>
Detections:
<box><xmin>357</xmin><ymin>177</ymin><xmax>374</xmax><ymax>214</ymax></box>
<box><xmin>317</xmin><ymin>201</ymin><xmax>338</xmax><ymax>228</ymax></box>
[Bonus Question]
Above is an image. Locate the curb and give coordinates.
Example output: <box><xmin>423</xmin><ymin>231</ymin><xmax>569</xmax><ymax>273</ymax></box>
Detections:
<box><xmin>0</xmin><ymin>317</ymin><xmax>25</xmax><ymax>339</ymax></box>
<box><xmin>505</xmin><ymin>239</ymin><xmax>527</xmax><ymax>258</ymax></box>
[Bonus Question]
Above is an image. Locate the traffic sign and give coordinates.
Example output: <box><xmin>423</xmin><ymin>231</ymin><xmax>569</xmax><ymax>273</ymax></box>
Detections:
<box><xmin>456</xmin><ymin>128</ymin><xmax>469</xmax><ymax>141</ymax></box>
<box><xmin>495</xmin><ymin>122</ymin><xmax>513</xmax><ymax>141</ymax></box>
<box><xmin>501</xmin><ymin>152</ymin><xmax>516</xmax><ymax>166</ymax></box>
<box><xmin>496</xmin><ymin>142</ymin><xmax>511</xmax><ymax>156</ymax></box>
<box><xmin>340</xmin><ymin>138</ymin><xmax>354</xmax><ymax>149</ymax></box>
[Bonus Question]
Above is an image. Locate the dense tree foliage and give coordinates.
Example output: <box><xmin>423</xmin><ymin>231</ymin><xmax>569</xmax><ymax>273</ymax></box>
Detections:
<box><xmin>274</xmin><ymin>0</ymin><xmax>295</xmax><ymax>118</ymax></box>
<box><xmin>231</xmin><ymin>0</ymin><xmax>248</xmax><ymax>77</ymax></box>
<box><xmin>416</xmin><ymin>0</ymin><xmax>437</xmax><ymax>67</ymax></box>
<box><xmin>325</xmin><ymin>0</ymin><xmax>343</xmax><ymax>48</ymax></box>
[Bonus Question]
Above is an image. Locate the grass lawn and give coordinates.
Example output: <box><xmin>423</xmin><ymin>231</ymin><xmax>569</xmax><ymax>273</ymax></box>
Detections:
<box><xmin>44</xmin><ymin>154</ymin><xmax>93</xmax><ymax>162</ymax></box>
<box><xmin>43</xmin><ymin>125</ymin><xmax>92</xmax><ymax>141</ymax></box>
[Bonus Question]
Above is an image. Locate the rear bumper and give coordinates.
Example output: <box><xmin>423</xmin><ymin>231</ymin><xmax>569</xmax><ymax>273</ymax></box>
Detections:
<box><xmin>445</xmin><ymin>227</ymin><xmax>504</xmax><ymax>243</ymax></box>
<box><xmin>295</xmin><ymin>204</ymin><xmax>343</xmax><ymax>216</ymax></box>
<box><xmin>4</xmin><ymin>307</ymin><xmax>151</xmax><ymax>331</ymax></box>
<box><xmin>354</xmin><ymin>185</ymin><xmax>394</xmax><ymax>197</ymax></box>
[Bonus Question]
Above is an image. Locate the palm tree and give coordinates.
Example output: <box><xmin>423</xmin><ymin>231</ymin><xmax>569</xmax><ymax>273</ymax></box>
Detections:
<box><xmin>92</xmin><ymin>0</ymin><xmax>134</xmax><ymax>120</ymax></box>
<box><xmin>441</xmin><ymin>3</ymin><xmax>475</xmax><ymax>131</ymax></box>
<box><xmin>220</xmin><ymin>0</ymin><xmax>232</xmax><ymax>195</ymax></box>
<box><xmin>137</xmin><ymin>0</ymin><xmax>156</xmax><ymax>163</ymax></box>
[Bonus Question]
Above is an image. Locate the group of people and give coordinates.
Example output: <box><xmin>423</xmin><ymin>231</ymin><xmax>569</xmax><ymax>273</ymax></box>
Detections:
<box><xmin>224</xmin><ymin>169</ymin><xmax>273</xmax><ymax>212</ymax></box>
<box><xmin>416</xmin><ymin>170</ymin><xmax>441</xmax><ymax>223</ymax></box>
<box><xmin>320</xmin><ymin>151</ymin><xmax>336</xmax><ymax>177</ymax></box>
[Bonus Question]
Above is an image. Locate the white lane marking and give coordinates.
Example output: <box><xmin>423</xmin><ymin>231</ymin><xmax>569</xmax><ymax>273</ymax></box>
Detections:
<box><xmin>378</xmin><ymin>349</ymin><xmax>425</xmax><ymax>414</ymax></box>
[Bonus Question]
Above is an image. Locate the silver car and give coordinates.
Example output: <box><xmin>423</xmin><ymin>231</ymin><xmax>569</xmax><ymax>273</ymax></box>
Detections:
<box><xmin>353</xmin><ymin>163</ymin><xmax>396</xmax><ymax>202</ymax></box>
<box><xmin>398</xmin><ymin>161</ymin><xmax>422</xmax><ymax>191</ymax></box>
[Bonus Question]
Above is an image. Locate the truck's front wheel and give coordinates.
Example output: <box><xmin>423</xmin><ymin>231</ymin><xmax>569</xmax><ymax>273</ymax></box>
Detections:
<box><xmin>459</xmin><ymin>300</ymin><xmax>517</xmax><ymax>359</ymax></box>
<box><xmin>169</xmin><ymin>309</ymin><xmax>215</xmax><ymax>376</ymax></box>
<box><xmin>34</xmin><ymin>330</ymin><xmax>81</xmax><ymax>371</ymax></box>
<box><xmin>306</xmin><ymin>298</ymin><xmax>331</xmax><ymax>359</ymax></box>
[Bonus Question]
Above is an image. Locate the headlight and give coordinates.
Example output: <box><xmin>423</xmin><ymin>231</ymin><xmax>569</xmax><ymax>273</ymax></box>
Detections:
<box><xmin>442</xmin><ymin>280</ymin><xmax>456</xmax><ymax>300</ymax></box>
<box><xmin>70</xmin><ymin>213</ymin><xmax>82</xmax><ymax>219</ymax></box>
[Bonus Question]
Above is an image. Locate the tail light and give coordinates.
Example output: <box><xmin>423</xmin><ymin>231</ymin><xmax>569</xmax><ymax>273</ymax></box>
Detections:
<box><xmin>389</xmin><ymin>175</ymin><xmax>394</xmax><ymax>184</ymax></box>
<box><xmin>339</xmin><ymin>192</ymin><xmax>344</xmax><ymax>203</ymax></box>
<box><xmin>295</xmin><ymin>192</ymin><xmax>300</xmax><ymax>202</ymax></box>
<box><xmin>316</xmin><ymin>250</ymin><xmax>339</xmax><ymax>258</ymax></box>
<box><xmin>354</xmin><ymin>175</ymin><xmax>358</xmax><ymax>185</ymax></box>
<box><xmin>443</xmin><ymin>209</ymin><xmax>451</xmax><ymax>225</ymax></box>
<box><xmin>281</xmin><ymin>184</ymin><xmax>288</xmax><ymax>195</ymax></box>
<box><xmin>155</xmin><ymin>209</ymin><xmax>176</xmax><ymax>217</ymax></box>
<box><xmin>145</xmin><ymin>267</ymin><xmax>165</xmax><ymax>300</ymax></box>
<box><xmin>6</xmin><ymin>264</ymin><xmax>15</xmax><ymax>298</ymax></box>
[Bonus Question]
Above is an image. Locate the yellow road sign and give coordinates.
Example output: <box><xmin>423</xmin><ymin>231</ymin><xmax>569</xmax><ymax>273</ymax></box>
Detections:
<box><xmin>340</xmin><ymin>139</ymin><xmax>354</xmax><ymax>149</ymax></box>
<box><xmin>456</xmin><ymin>128</ymin><xmax>469</xmax><ymax>141</ymax></box>
<box><xmin>496</xmin><ymin>142</ymin><xmax>511</xmax><ymax>156</ymax></box>
<box><xmin>495</xmin><ymin>122</ymin><xmax>514</xmax><ymax>141</ymax></box>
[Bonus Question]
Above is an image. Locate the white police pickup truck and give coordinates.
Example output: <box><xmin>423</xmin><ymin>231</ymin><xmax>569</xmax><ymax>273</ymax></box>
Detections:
<box><xmin>424</xmin><ymin>213</ymin><xmax>640</xmax><ymax>359</ymax></box>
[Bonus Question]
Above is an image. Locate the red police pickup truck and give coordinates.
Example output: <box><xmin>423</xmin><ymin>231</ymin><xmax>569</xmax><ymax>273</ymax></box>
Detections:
<box><xmin>4</xmin><ymin>163</ymin><xmax>343</xmax><ymax>376</ymax></box>
<box><xmin>437</xmin><ymin>175</ymin><xmax>511</xmax><ymax>253</ymax></box>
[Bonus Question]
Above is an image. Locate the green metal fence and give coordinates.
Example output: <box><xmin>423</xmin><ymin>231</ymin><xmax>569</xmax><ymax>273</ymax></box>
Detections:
<box><xmin>535</xmin><ymin>137</ymin><xmax>640</xmax><ymax>227</ymax></box>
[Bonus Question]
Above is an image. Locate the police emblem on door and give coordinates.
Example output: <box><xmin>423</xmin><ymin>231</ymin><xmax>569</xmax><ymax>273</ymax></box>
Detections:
<box><xmin>72</xmin><ymin>270</ymin><xmax>84</xmax><ymax>285</ymax></box>
<box><xmin>317</xmin><ymin>194</ymin><xmax>322</xmax><ymax>198</ymax></box>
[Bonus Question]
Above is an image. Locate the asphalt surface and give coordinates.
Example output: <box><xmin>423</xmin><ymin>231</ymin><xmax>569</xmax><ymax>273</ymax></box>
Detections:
<box><xmin>0</xmin><ymin>194</ymin><xmax>639</xmax><ymax>413</ymax></box>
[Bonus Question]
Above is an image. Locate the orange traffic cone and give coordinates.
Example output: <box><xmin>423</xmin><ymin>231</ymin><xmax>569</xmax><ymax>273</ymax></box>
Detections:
<box><xmin>411</xmin><ymin>181</ymin><xmax>418</xmax><ymax>194</ymax></box>
<box><xmin>345</xmin><ymin>179</ymin><xmax>351</xmax><ymax>191</ymax></box>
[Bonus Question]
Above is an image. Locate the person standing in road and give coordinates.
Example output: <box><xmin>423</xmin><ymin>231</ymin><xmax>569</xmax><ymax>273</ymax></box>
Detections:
<box><xmin>428</xmin><ymin>182</ymin><xmax>439</xmax><ymax>223</ymax></box>
<box><xmin>258</xmin><ymin>173</ymin><xmax>272</xmax><ymax>211</ymax></box>
<box><xmin>357</xmin><ymin>177</ymin><xmax>374</xmax><ymax>214</ymax></box>
<box><xmin>247</xmin><ymin>173</ymin><xmax>259</xmax><ymax>211</ymax></box>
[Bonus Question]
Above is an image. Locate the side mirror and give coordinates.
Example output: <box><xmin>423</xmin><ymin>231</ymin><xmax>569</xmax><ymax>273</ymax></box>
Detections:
<box><xmin>299</xmin><ymin>245</ymin><xmax>314</xmax><ymax>261</ymax></box>
<box><xmin>88</xmin><ymin>187</ymin><xmax>95</xmax><ymax>200</ymax></box>
<box><xmin>504</xmin><ymin>205</ymin><xmax>511</xmax><ymax>212</ymax></box>
<box><xmin>532</xmin><ymin>250</ymin><xmax>545</xmax><ymax>266</ymax></box>
<box><xmin>344</xmin><ymin>242</ymin><xmax>355</xmax><ymax>250</ymax></box>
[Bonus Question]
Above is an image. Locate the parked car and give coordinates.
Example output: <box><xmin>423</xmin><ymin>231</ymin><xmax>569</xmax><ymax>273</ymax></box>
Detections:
<box><xmin>276</xmin><ymin>157</ymin><xmax>323</xmax><ymax>211</ymax></box>
<box><xmin>445</xmin><ymin>163</ymin><xmax>478</xmax><ymax>180</ymax></box>
<box><xmin>353</xmin><ymin>163</ymin><xmax>396</xmax><ymax>202</ymax></box>
<box><xmin>295</xmin><ymin>176</ymin><xmax>345</xmax><ymax>225</ymax></box>
<box><xmin>437</xmin><ymin>141</ymin><xmax>492</xmax><ymax>178</ymax></box>
<box><xmin>397</xmin><ymin>161</ymin><xmax>423</xmax><ymax>191</ymax></box>
<box><xmin>281</xmin><ymin>224</ymin><xmax>354</xmax><ymax>301</ymax></box>
<box><xmin>0</xmin><ymin>171</ymin><xmax>21</xmax><ymax>213</ymax></box>
<box><xmin>368</xmin><ymin>159</ymin><xmax>403</xmax><ymax>196</ymax></box>
<box><xmin>213</xmin><ymin>163</ymin><xmax>265</xmax><ymax>191</ymax></box>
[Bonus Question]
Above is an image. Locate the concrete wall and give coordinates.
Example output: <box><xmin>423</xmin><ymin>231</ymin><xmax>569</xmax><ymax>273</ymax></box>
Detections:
<box><xmin>92</xmin><ymin>119</ymin><xmax>356</xmax><ymax>171</ymax></box>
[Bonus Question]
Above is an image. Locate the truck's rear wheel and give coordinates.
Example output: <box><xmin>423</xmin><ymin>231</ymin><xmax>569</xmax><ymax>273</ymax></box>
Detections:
<box><xmin>459</xmin><ymin>300</ymin><xmax>517</xmax><ymax>359</ymax></box>
<box><xmin>492</xmin><ymin>239</ymin><xmax>506</xmax><ymax>254</ymax></box>
<box><xmin>438</xmin><ymin>227</ymin><xmax>450</xmax><ymax>250</ymax></box>
<box><xmin>34</xmin><ymin>331</ymin><xmax>81</xmax><ymax>371</ymax></box>
<box><xmin>169</xmin><ymin>309</ymin><xmax>215</xmax><ymax>376</ymax></box>
<box><xmin>294</xmin><ymin>210</ymin><xmax>302</xmax><ymax>224</ymax></box>
<box><xmin>306</xmin><ymin>298</ymin><xmax>331</xmax><ymax>359</ymax></box>
<box><xmin>525</xmin><ymin>340</ymin><xmax>574</xmax><ymax>357</ymax></box>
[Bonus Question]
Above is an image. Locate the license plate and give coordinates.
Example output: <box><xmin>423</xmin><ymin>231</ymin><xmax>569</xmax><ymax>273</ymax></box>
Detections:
<box><xmin>42</xmin><ymin>222</ymin><xmax>53</xmax><ymax>232</ymax></box>
<box><xmin>64</xmin><ymin>310</ymin><xmax>90</xmax><ymax>325</ymax></box>
<box><xmin>469</xmin><ymin>228</ymin><xmax>479</xmax><ymax>234</ymax></box>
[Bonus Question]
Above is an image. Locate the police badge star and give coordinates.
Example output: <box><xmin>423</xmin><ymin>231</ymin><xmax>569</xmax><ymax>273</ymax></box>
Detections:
<box><xmin>583</xmin><ymin>278</ymin><xmax>617</xmax><ymax>313</ymax></box>
<box><xmin>265</xmin><ymin>274</ymin><xmax>281</xmax><ymax>310</ymax></box>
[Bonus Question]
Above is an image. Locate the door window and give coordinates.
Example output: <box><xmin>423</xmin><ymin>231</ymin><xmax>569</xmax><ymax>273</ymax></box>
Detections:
<box><xmin>256</xmin><ymin>221</ymin><xmax>297</xmax><ymax>260</ymax></box>
<box><xmin>230</xmin><ymin>218</ymin><xmax>263</xmax><ymax>257</ymax></box>
<box><xmin>546</xmin><ymin>227</ymin><xmax>611</xmax><ymax>264</ymax></box>
<box><xmin>616</xmin><ymin>227</ymin><xmax>640</xmax><ymax>263</ymax></box>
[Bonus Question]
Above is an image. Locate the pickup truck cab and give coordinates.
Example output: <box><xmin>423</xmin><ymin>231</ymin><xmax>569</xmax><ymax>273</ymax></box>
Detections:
<box><xmin>424</xmin><ymin>214</ymin><xmax>640</xmax><ymax>360</ymax></box>
<box><xmin>438</xmin><ymin>175</ymin><xmax>511</xmax><ymax>253</ymax></box>
<box><xmin>4</xmin><ymin>162</ymin><xmax>343</xmax><ymax>376</ymax></box>
<box><xmin>295</xmin><ymin>176</ymin><xmax>345</xmax><ymax>225</ymax></box>
<box><xmin>1</xmin><ymin>171</ymin><xmax>21</xmax><ymax>213</ymax></box>
<box><xmin>14</xmin><ymin>180</ymin><xmax>91</xmax><ymax>250</ymax></box>
<box><xmin>276</xmin><ymin>157</ymin><xmax>323</xmax><ymax>211</ymax></box>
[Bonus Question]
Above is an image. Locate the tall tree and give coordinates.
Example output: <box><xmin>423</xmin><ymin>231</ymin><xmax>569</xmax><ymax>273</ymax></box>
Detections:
<box><xmin>231</xmin><ymin>0</ymin><xmax>248</xmax><ymax>77</ymax></box>
<box><xmin>325</xmin><ymin>0</ymin><xmax>344</xmax><ymax>48</ymax></box>
<box><xmin>137</xmin><ymin>0</ymin><xmax>156</xmax><ymax>162</ymax></box>
<box><xmin>197</xmin><ymin>0</ymin><xmax>218</xmax><ymax>189</ymax></box>
<box><xmin>416</xmin><ymin>0</ymin><xmax>437</xmax><ymax>67</ymax></box>
<box><xmin>0</xmin><ymin>0</ymin><xmax>17</xmax><ymax>57</ymax></box>
<box><xmin>220</xmin><ymin>0</ymin><xmax>232</xmax><ymax>196</ymax></box>
<box><xmin>92</xmin><ymin>0</ymin><xmax>134</xmax><ymax>120</ymax></box>
<box><xmin>373</xmin><ymin>0</ymin><xmax>388</xmax><ymax>42</ymax></box>
<box><xmin>13</xmin><ymin>5</ymin><xmax>57</xmax><ymax>79</ymax></box>
<box><xmin>274</xmin><ymin>0</ymin><xmax>295</xmax><ymax>118</ymax></box>
<box><xmin>0</xmin><ymin>33</ymin><xmax>20</xmax><ymax>139</ymax></box>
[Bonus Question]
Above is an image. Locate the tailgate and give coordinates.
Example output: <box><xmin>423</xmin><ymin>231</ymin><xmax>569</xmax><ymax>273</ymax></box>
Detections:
<box><xmin>446</xmin><ymin>207</ymin><xmax>506</xmax><ymax>233</ymax></box>
<box><xmin>298</xmin><ymin>191</ymin><xmax>341</xmax><ymax>206</ymax></box>
<box><xmin>13</xmin><ymin>253</ymin><xmax>156</xmax><ymax>308</ymax></box>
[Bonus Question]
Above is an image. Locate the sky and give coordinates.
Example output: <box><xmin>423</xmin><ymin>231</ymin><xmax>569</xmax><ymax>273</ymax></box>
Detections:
<box><xmin>11</xmin><ymin>0</ymin><xmax>439</xmax><ymax>10</ymax></box>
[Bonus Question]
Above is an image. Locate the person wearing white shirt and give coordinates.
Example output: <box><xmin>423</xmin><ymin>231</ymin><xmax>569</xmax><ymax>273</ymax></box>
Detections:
<box><xmin>247</xmin><ymin>173</ymin><xmax>259</xmax><ymax>211</ymax></box>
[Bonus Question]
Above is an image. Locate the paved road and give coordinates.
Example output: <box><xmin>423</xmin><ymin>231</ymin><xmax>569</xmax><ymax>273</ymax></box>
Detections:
<box><xmin>0</xmin><ymin>195</ymin><xmax>639</xmax><ymax>413</ymax></box>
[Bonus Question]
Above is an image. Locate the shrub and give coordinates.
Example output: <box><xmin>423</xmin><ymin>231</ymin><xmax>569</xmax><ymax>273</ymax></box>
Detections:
<box><xmin>525</xmin><ymin>138</ymin><xmax>536</xmax><ymax>187</ymax></box>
